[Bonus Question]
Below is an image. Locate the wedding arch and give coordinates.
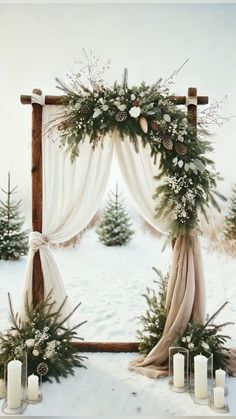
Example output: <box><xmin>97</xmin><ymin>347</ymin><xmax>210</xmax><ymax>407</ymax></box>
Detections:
<box><xmin>20</xmin><ymin>83</ymin><xmax>218</xmax><ymax>377</ymax></box>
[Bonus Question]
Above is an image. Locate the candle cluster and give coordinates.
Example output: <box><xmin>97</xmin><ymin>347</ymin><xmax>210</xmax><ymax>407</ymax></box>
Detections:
<box><xmin>172</xmin><ymin>349</ymin><xmax>227</xmax><ymax>411</ymax></box>
<box><xmin>3</xmin><ymin>359</ymin><xmax>40</xmax><ymax>412</ymax></box>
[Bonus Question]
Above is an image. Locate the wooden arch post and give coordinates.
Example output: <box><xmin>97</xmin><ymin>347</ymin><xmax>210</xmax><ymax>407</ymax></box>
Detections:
<box><xmin>31</xmin><ymin>88</ymin><xmax>44</xmax><ymax>306</ymax></box>
<box><xmin>21</xmin><ymin>87</ymin><xmax>208</xmax><ymax>352</ymax></box>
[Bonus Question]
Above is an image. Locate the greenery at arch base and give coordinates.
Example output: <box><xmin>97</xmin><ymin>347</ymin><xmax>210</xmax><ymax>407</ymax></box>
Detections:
<box><xmin>56</xmin><ymin>63</ymin><xmax>226</xmax><ymax>240</ymax></box>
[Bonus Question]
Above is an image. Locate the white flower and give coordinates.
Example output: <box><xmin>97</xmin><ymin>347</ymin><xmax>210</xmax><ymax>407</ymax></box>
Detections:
<box><xmin>186</xmin><ymin>335</ymin><xmax>192</xmax><ymax>343</ymax></box>
<box><xmin>163</xmin><ymin>114</ymin><xmax>171</xmax><ymax>123</ymax></box>
<box><xmin>102</xmin><ymin>104</ymin><xmax>109</xmax><ymax>111</ymax></box>
<box><xmin>201</xmin><ymin>341</ymin><xmax>209</xmax><ymax>350</ymax></box>
<box><xmin>129</xmin><ymin>106</ymin><xmax>141</xmax><ymax>118</ymax></box>
<box><xmin>32</xmin><ymin>349</ymin><xmax>39</xmax><ymax>357</ymax></box>
<box><xmin>188</xmin><ymin>343</ymin><xmax>194</xmax><ymax>349</ymax></box>
<box><xmin>93</xmin><ymin>108</ymin><xmax>102</xmax><ymax>118</ymax></box>
<box><xmin>118</xmin><ymin>104</ymin><xmax>126</xmax><ymax>111</ymax></box>
<box><xmin>74</xmin><ymin>102</ymin><xmax>81</xmax><ymax>110</ymax></box>
<box><xmin>25</xmin><ymin>338</ymin><xmax>35</xmax><ymax>348</ymax></box>
<box><xmin>178</xmin><ymin>160</ymin><xmax>184</xmax><ymax>168</ymax></box>
<box><xmin>118</xmin><ymin>89</ymin><xmax>125</xmax><ymax>96</ymax></box>
<box><xmin>181</xmin><ymin>337</ymin><xmax>186</xmax><ymax>342</ymax></box>
<box><xmin>130</xmin><ymin>93</ymin><xmax>136</xmax><ymax>101</ymax></box>
<box><xmin>140</xmin><ymin>92</ymin><xmax>145</xmax><ymax>97</ymax></box>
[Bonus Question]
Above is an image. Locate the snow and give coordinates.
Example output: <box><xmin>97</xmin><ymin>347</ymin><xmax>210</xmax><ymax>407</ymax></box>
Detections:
<box><xmin>0</xmin><ymin>227</ymin><xmax>236</xmax><ymax>416</ymax></box>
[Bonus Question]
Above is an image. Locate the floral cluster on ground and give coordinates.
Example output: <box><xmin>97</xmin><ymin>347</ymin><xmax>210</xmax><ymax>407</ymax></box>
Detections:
<box><xmin>137</xmin><ymin>268</ymin><xmax>231</xmax><ymax>371</ymax></box>
<box><xmin>0</xmin><ymin>292</ymin><xmax>86</xmax><ymax>382</ymax></box>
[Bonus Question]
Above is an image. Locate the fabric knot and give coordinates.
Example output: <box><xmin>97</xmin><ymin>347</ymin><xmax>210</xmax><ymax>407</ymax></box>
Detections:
<box><xmin>31</xmin><ymin>93</ymin><xmax>45</xmax><ymax>106</ymax></box>
<box><xmin>29</xmin><ymin>232</ymin><xmax>49</xmax><ymax>252</ymax></box>
<box><xmin>186</xmin><ymin>96</ymin><xmax>198</xmax><ymax>106</ymax></box>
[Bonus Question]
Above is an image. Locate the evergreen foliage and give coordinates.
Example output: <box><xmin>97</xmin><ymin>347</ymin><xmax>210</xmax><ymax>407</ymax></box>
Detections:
<box><xmin>0</xmin><ymin>173</ymin><xmax>28</xmax><ymax>260</ymax></box>
<box><xmin>137</xmin><ymin>267</ymin><xmax>168</xmax><ymax>355</ymax></box>
<box><xmin>0</xmin><ymin>291</ymin><xmax>87</xmax><ymax>382</ymax></box>
<box><xmin>224</xmin><ymin>183</ymin><xmax>236</xmax><ymax>241</ymax></box>
<box><xmin>96</xmin><ymin>185</ymin><xmax>133</xmax><ymax>246</ymax></box>
<box><xmin>137</xmin><ymin>269</ymin><xmax>231</xmax><ymax>371</ymax></box>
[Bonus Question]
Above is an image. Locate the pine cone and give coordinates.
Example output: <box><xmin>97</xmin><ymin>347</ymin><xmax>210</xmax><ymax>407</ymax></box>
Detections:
<box><xmin>150</xmin><ymin>121</ymin><xmax>160</xmax><ymax>132</ymax></box>
<box><xmin>162</xmin><ymin>135</ymin><xmax>173</xmax><ymax>150</ymax></box>
<box><xmin>80</xmin><ymin>104</ymin><xmax>92</xmax><ymax>115</ymax></box>
<box><xmin>175</xmin><ymin>142</ymin><xmax>187</xmax><ymax>156</ymax></box>
<box><xmin>37</xmin><ymin>362</ymin><xmax>49</xmax><ymax>376</ymax></box>
<box><xmin>115</xmin><ymin>111</ymin><xmax>128</xmax><ymax>122</ymax></box>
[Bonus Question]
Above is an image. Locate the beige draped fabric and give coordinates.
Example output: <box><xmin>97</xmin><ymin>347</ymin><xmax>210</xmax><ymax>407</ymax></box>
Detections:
<box><xmin>130</xmin><ymin>234</ymin><xmax>205</xmax><ymax>378</ymax></box>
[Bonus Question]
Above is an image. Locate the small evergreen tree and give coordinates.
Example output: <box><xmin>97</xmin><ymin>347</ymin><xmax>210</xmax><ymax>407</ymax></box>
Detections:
<box><xmin>96</xmin><ymin>185</ymin><xmax>134</xmax><ymax>246</ymax></box>
<box><xmin>224</xmin><ymin>184</ymin><xmax>236</xmax><ymax>241</ymax></box>
<box><xmin>0</xmin><ymin>173</ymin><xmax>28</xmax><ymax>260</ymax></box>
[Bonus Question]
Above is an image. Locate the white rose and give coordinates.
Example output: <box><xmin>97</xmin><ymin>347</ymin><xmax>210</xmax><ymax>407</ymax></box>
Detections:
<box><xmin>181</xmin><ymin>337</ymin><xmax>186</xmax><ymax>342</ymax></box>
<box><xmin>129</xmin><ymin>106</ymin><xmax>141</xmax><ymax>118</ymax></box>
<box><xmin>102</xmin><ymin>104</ymin><xmax>109</xmax><ymax>111</ymax></box>
<box><xmin>32</xmin><ymin>349</ymin><xmax>39</xmax><ymax>357</ymax></box>
<box><xmin>118</xmin><ymin>104</ymin><xmax>126</xmax><ymax>111</ymax></box>
<box><xmin>130</xmin><ymin>94</ymin><xmax>136</xmax><ymax>101</ymax></box>
<box><xmin>163</xmin><ymin>114</ymin><xmax>171</xmax><ymax>123</ymax></box>
<box><xmin>25</xmin><ymin>338</ymin><xmax>35</xmax><ymax>348</ymax></box>
<box><xmin>188</xmin><ymin>343</ymin><xmax>194</xmax><ymax>349</ymax></box>
<box><xmin>186</xmin><ymin>335</ymin><xmax>192</xmax><ymax>343</ymax></box>
<box><xmin>118</xmin><ymin>89</ymin><xmax>125</xmax><ymax>96</ymax></box>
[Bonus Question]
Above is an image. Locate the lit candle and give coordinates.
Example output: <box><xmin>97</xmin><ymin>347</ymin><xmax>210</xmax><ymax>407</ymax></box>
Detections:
<box><xmin>173</xmin><ymin>352</ymin><xmax>185</xmax><ymax>388</ymax></box>
<box><xmin>214</xmin><ymin>386</ymin><xmax>224</xmax><ymax>408</ymax></box>
<box><xmin>0</xmin><ymin>378</ymin><xmax>5</xmax><ymax>398</ymax></box>
<box><xmin>27</xmin><ymin>374</ymin><xmax>39</xmax><ymax>401</ymax></box>
<box><xmin>7</xmin><ymin>359</ymin><xmax>22</xmax><ymax>409</ymax></box>
<box><xmin>194</xmin><ymin>354</ymin><xmax>208</xmax><ymax>399</ymax></box>
<box><xmin>215</xmin><ymin>369</ymin><xmax>226</xmax><ymax>388</ymax></box>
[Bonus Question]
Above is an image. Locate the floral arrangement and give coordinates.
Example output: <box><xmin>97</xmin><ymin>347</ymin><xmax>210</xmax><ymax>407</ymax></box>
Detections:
<box><xmin>0</xmin><ymin>292</ymin><xmax>86</xmax><ymax>382</ymax></box>
<box><xmin>54</xmin><ymin>51</ymin><xmax>226</xmax><ymax>239</ymax></box>
<box><xmin>137</xmin><ymin>268</ymin><xmax>231</xmax><ymax>371</ymax></box>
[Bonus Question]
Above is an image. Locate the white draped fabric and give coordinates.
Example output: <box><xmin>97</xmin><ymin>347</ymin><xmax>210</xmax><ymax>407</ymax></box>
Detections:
<box><xmin>113</xmin><ymin>134</ymin><xmax>171</xmax><ymax>234</ymax></box>
<box><xmin>21</xmin><ymin>105</ymin><xmax>113</xmax><ymax>319</ymax></box>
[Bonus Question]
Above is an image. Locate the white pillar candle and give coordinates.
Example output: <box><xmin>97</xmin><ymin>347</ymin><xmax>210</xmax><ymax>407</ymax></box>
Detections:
<box><xmin>173</xmin><ymin>352</ymin><xmax>185</xmax><ymax>388</ymax></box>
<box><xmin>194</xmin><ymin>354</ymin><xmax>208</xmax><ymax>399</ymax></box>
<box><xmin>215</xmin><ymin>369</ymin><xmax>226</xmax><ymax>388</ymax></box>
<box><xmin>27</xmin><ymin>374</ymin><xmax>39</xmax><ymax>401</ymax></box>
<box><xmin>0</xmin><ymin>378</ymin><xmax>5</xmax><ymax>398</ymax></box>
<box><xmin>7</xmin><ymin>359</ymin><xmax>22</xmax><ymax>409</ymax></box>
<box><xmin>214</xmin><ymin>386</ymin><xmax>224</xmax><ymax>408</ymax></box>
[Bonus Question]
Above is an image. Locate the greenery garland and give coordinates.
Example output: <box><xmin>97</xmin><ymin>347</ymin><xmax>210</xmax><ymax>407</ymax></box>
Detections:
<box><xmin>55</xmin><ymin>57</ymin><xmax>226</xmax><ymax>239</ymax></box>
<box><xmin>137</xmin><ymin>268</ymin><xmax>231</xmax><ymax>371</ymax></box>
<box><xmin>0</xmin><ymin>292</ymin><xmax>86</xmax><ymax>382</ymax></box>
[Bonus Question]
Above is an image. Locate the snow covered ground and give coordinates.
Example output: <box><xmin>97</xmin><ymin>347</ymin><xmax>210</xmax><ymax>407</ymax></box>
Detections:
<box><xmin>0</xmin><ymin>227</ymin><xmax>236</xmax><ymax>416</ymax></box>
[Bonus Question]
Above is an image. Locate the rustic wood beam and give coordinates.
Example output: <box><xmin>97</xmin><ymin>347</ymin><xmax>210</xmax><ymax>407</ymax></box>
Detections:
<box><xmin>73</xmin><ymin>341</ymin><xmax>139</xmax><ymax>352</ymax></box>
<box><xmin>31</xmin><ymin>88</ymin><xmax>44</xmax><ymax>306</ymax></box>
<box><xmin>20</xmin><ymin>94</ymin><xmax>208</xmax><ymax>106</ymax></box>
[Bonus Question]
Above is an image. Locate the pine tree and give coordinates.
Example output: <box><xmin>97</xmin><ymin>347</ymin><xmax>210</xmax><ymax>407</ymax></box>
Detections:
<box><xmin>224</xmin><ymin>184</ymin><xmax>236</xmax><ymax>241</ymax></box>
<box><xmin>96</xmin><ymin>185</ymin><xmax>134</xmax><ymax>246</ymax></box>
<box><xmin>0</xmin><ymin>173</ymin><xmax>28</xmax><ymax>260</ymax></box>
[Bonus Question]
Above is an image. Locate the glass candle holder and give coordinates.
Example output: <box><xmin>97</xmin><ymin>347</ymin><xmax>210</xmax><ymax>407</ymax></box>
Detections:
<box><xmin>209</xmin><ymin>369</ymin><xmax>229</xmax><ymax>413</ymax></box>
<box><xmin>190</xmin><ymin>351</ymin><xmax>213</xmax><ymax>405</ymax></box>
<box><xmin>2</xmin><ymin>354</ymin><xmax>27</xmax><ymax>415</ymax></box>
<box><xmin>169</xmin><ymin>347</ymin><xmax>189</xmax><ymax>392</ymax></box>
<box><xmin>26</xmin><ymin>373</ymin><xmax>42</xmax><ymax>404</ymax></box>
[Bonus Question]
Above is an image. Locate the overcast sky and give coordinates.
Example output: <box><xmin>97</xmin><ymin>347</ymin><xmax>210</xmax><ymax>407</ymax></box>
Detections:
<box><xmin>0</xmin><ymin>2</ymin><xmax>235</xmax><ymax>223</ymax></box>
